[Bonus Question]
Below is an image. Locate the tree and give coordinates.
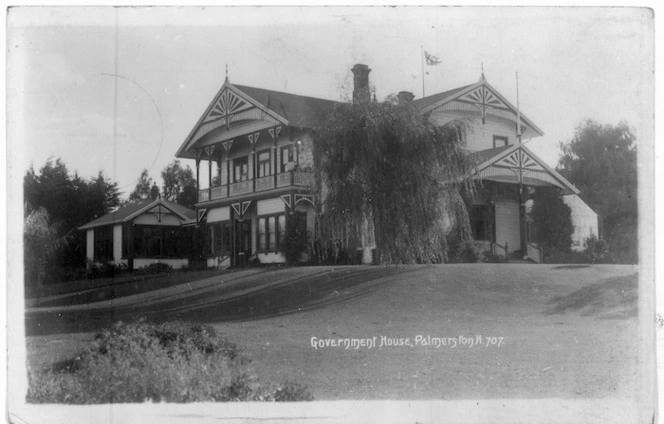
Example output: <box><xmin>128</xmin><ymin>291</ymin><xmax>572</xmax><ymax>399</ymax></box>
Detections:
<box><xmin>161</xmin><ymin>160</ymin><xmax>197</xmax><ymax>208</ymax></box>
<box><xmin>24</xmin><ymin>207</ymin><xmax>70</xmax><ymax>297</ymax></box>
<box><xmin>557</xmin><ymin>120</ymin><xmax>638</xmax><ymax>263</ymax></box>
<box><xmin>529</xmin><ymin>187</ymin><xmax>574</xmax><ymax>252</ymax></box>
<box><xmin>86</xmin><ymin>171</ymin><xmax>121</xmax><ymax>220</ymax></box>
<box><xmin>128</xmin><ymin>169</ymin><xmax>153</xmax><ymax>202</ymax></box>
<box><xmin>313</xmin><ymin>99</ymin><xmax>475</xmax><ymax>264</ymax></box>
<box><xmin>24</xmin><ymin>158</ymin><xmax>123</xmax><ymax>277</ymax></box>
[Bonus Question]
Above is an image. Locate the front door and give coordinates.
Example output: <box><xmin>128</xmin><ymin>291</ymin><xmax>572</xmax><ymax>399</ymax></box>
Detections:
<box><xmin>234</xmin><ymin>219</ymin><xmax>252</xmax><ymax>267</ymax></box>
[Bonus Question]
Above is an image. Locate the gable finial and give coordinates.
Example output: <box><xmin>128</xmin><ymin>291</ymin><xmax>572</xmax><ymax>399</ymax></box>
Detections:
<box><xmin>480</xmin><ymin>62</ymin><xmax>485</xmax><ymax>82</ymax></box>
<box><xmin>225</xmin><ymin>64</ymin><xmax>229</xmax><ymax>83</ymax></box>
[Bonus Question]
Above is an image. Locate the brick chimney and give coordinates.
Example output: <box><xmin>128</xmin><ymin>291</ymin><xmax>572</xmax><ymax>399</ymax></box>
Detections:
<box><xmin>397</xmin><ymin>91</ymin><xmax>415</xmax><ymax>103</ymax></box>
<box><xmin>351</xmin><ymin>64</ymin><xmax>371</xmax><ymax>104</ymax></box>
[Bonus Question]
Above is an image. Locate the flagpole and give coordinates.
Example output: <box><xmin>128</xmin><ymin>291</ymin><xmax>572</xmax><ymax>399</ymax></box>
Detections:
<box><xmin>421</xmin><ymin>45</ymin><xmax>425</xmax><ymax>98</ymax></box>
<box><xmin>516</xmin><ymin>71</ymin><xmax>521</xmax><ymax>144</ymax></box>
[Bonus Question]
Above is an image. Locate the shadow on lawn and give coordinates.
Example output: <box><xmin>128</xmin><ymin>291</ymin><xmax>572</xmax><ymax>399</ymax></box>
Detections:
<box><xmin>25</xmin><ymin>267</ymin><xmax>406</xmax><ymax>337</ymax></box>
<box><xmin>544</xmin><ymin>272</ymin><xmax>638</xmax><ymax>318</ymax></box>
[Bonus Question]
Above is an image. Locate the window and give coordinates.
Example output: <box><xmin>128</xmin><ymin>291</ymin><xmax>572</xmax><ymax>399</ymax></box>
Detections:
<box><xmin>94</xmin><ymin>226</ymin><xmax>113</xmax><ymax>261</ymax></box>
<box><xmin>257</xmin><ymin>150</ymin><xmax>271</xmax><ymax>177</ymax></box>
<box><xmin>209</xmin><ymin>222</ymin><xmax>231</xmax><ymax>255</ymax></box>
<box><xmin>280</xmin><ymin>145</ymin><xmax>296</xmax><ymax>173</ymax></box>
<box><xmin>133</xmin><ymin>226</ymin><xmax>191</xmax><ymax>258</ymax></box>
<box><xmin>257</xmin><ymin>214</ymin><xmax>286</xmax><ymax>251</ymax></box>
<box><xmin>258</xmin><ymin>218</ymin><xmax>267</xmax><ymax>251</ymax></box>
<box><xmin>268</xmin><ymin>216</ymin><xmax>276</xmax><ymax>249</ymax></box>
<box><xmin>493</xmin><ymin>135</ymin><xmax>508</xmax><ymax>148</ymax></box>
<box><xmin>233</xmin><ymin>156</ymin><xmax>249</xmax><ymax>182</ymax></box>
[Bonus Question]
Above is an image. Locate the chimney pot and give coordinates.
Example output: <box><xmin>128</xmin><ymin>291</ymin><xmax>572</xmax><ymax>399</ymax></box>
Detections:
<box><xmin>351</xmin><ymin>64</ymin><xmax>371</xmax><ymax>104</ymax></box>
<box><xmin>397</xmin><ymin>91</ymin><xmax>415</xmax><ymax>103</ymax></box>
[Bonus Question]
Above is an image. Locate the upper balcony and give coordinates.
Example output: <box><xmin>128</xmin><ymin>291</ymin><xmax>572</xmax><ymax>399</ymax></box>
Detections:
<box><xmin>197</xmin><ymin>170</ymin><xmax>314</xmax><ymax>203</ymax></box>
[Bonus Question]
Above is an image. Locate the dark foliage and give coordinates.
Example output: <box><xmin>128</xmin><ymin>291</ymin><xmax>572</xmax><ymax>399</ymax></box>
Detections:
<box><xmin>24</xmin><ymin>159</ymin><xmax>121</xmax><ymax>284</ymax></box>
<box><xmin>279</xmin><ymin>212</ymin><xmax>309</xmax><ymax>265</ymax></box>
<box><xmin>557</xmin><ymin>120</ymin><xmax>638</xmax><ymax>263</ymax></box>
<box><xmin>446</xmin><ymin>237</ymin><xmax>479</xmax><ymax>263</ymax></box>
<box><xmin>128</xmin><ymin>169</ymin><xmax>153</xmax><ymax>202</ymax></box>
<box><xmin>162</xmin><ymin>160</ymin><xmax>198</xmax><ymax>208</ymax></box>
<box><xmin>530</xmin><ymin>187</ymin><xmax>574</xmax><ymax>252</ymax></box>
<box><xmin>313</xmin><ymin>99</ymin><xmax>475</xmax><ymax>264</ymax></box>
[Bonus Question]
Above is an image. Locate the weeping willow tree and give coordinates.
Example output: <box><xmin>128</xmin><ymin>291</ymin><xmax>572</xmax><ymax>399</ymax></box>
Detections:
<box><xmin>313</xmin><ymin>98</ymin><xmax>476</xmax><ymax>264</ymax></box>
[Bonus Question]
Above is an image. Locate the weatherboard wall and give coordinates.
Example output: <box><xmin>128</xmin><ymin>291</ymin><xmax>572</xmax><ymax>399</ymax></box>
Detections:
<box><xmin>428</xmin><ymin>110</ymin><xmax>518</xmax><ymax>151</ymax></box>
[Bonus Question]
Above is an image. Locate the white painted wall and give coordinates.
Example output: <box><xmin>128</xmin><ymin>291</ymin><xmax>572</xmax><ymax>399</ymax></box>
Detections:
<box><xmin>208</xmin><ymin>206</ymin><xmax>230</xmax><ymax>223</ymax></box>
<box><xmin>86</xmin><ymin>229</ymin><xmax>94</xmax><ymax>262</ymax></box>
<box><xmin>495</xmin><ymin>200</ymin><xmax>521</xmax><ymax>253</ymax></box>
<box><xmin>113</xmin><ymin>224</ymin><xmax>123</xmax><ymax>263</ymax></box>
<box><xmin>257</xmin><ymin>198</ymin><xmax>285</xmax><ymax>215</ymax></box>
<box><xmin>428</xmin><ymin>110</ymin><xmax>517</xmax><ymax>152</ymax></box>
<box><xmin>563</xmin><ymin>194</ymin><xmax>599</xmax><ymax>251</ymax></box>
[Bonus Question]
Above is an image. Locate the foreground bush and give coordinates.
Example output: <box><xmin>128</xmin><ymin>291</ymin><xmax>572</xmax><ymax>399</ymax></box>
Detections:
<box><xmin>27</xmin><ymin>320</ymin><xmax>313</xmax><ymax>403</ymax></box>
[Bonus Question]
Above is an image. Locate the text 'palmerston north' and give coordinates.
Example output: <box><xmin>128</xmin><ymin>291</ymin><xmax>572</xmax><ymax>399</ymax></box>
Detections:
<box><xmin>310</xmin><ymin>335</ymin><xmax>504</xmax><ymax>350</ymax></box>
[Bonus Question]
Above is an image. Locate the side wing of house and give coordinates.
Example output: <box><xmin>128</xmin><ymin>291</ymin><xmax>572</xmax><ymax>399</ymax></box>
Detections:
<box><xmin>79</xmin><ymin>199</ymin><xmax>196</xmax><ymax>270</ymax></box>
<box><xmin>563</xmin><ymin>194</ymin><xmax>599</xmax><ymax>251</ymax></box>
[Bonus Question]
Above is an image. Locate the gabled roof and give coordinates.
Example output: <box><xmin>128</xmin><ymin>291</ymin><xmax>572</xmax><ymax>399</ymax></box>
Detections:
<box><xmin>470</xmin><ymin>143</ymin><xmax>580</xmax><ymax>195</ymax></box>
<box><xmin>467</xmin><ymin>144</ymin><xmax>513</xmax><ymax>165</ymax></box>
<box><xmin>175</xmin><ymin>80</ymin><xmax>339</xmax><ymax>158</ymax></box>
<box><xmin>411</xmin><ymin>84</ymin><xmax>475</xmax><ymax>111</ymax></box>
<box><xmin>78</xmin><ymin>198</ymin><xmax>196</xmax><ymax>231</ymax></box>
<box><xmin>233</xmin><ymin>84</ymin><xmax>339</xmax><ymax>128</ymax></box>
<box><xmin>412</xmin><ymin>76</ymin><xmax>544</xmax><ymax>138</ymax></box>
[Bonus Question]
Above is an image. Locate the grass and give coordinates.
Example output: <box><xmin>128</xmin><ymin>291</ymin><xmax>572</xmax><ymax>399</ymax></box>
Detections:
<box><xmin>27</xmin><ymin>268</ymin><xmax>245</xmax><ymax>307</ymax></box>
<box><xmin>26</xmin><ymin>264</ymin><xmax>640</xmax><ymax>401</ymax></box>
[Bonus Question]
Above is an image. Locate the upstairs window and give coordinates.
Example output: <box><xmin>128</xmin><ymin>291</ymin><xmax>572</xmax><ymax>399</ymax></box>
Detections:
<box><xmin>257</xmin><ymin>150</ymin><xmax>271</xmax><ymax>177</ymax></box>
<box><xmin>493</xmin><ymin>135</ymin><xmax>509</xmax><ymax>148</ymax></box>
<box><xmin>280</xmin><ymin>145</ymin><xmax>296</xmax><ymax>173</ymax></box>
<box><xmin>233</xmin><ymin>156</ymin><xmax>249</xmax><ymax>182</ymax></box>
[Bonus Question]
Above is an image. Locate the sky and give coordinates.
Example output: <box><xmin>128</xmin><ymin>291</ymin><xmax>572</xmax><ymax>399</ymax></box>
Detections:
<box><xmin>7</xmin><ymin>6</ymin><xmax>654</xmax><ymax>198</ymax></box>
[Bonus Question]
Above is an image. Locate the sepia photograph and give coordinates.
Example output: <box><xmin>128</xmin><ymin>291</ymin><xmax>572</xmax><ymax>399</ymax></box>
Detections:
<box><xmin>5</xmin><ymin>5</ymin><xmax>657</xmax><ymax>423</ymax></box>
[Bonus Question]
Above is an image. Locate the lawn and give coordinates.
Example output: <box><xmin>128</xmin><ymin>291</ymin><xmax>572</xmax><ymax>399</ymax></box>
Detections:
<box><xmin>25</xmin><ymin>264</ymin><xmax>639</xmax><ymax>401</ymax></box>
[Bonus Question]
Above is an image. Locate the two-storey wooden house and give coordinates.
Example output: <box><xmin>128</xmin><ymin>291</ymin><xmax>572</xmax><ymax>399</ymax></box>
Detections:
<box><xmin>174</xmin><ymin>77</ymin><xmax>334</xmax><ymax>267</ymax></box>
<box><xmin>175</xmin><ymin>64</ymin><xmax>598</xmax><ymax>266</ymax></box>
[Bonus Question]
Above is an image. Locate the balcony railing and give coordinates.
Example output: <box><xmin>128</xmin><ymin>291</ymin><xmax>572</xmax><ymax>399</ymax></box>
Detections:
<box><xmin>198</xmin><ymin>171</ymin><xmax>313</xmax><ymax>203</ymax></box>
<box><xmin>255</xmin><ymin>175</ymin><xmax>275</xmax><ymax>192</ymax></box>
<box><xmin>229</xmin><ymin>180</ymin><xmax>253</xmax><ymax>196</ymax></box>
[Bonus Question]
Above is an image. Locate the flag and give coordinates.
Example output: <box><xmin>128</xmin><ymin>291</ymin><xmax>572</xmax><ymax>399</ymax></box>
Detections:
<box><xmin>424</xmin><ymin>50</ymin><xmax>441</xmax><ymax>66</ymax></box>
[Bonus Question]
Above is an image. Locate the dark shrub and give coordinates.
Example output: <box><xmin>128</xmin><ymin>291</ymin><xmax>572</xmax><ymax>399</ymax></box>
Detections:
<box><xmin>446</xmin><ymin>237</ymin><xmax>478</xmax><ymax>263</ymax></box>
<box><xmin>530</xmin><ymin>187</ymin><xmax>574</xmax><ymax>252</ymax></box>
<box><xmin>482</xmin><ymin>249</ymin><xmax>506</xmax><ymax>263</ymax></box>
<box><xmin>584</xmin><ymin>234</ymin><xmax>609</xmax><ymax>264</ymax></box>
<box><xmin>279</xmin><ymin>212</ymin><xmax>309</xmax><ymax>266</ymax></box>
<box><xmin>136</xmin><ymin>262</ymin><xmax>174</xmax><ymax>275</ymax></box>
<box><xmin>27</xmin><ymin>320</ymin><xmax>313</xmax><ymax>403</ymax></box>
<box><xmin>84</xmin><ymin>261</ymin><xmax>129</xmax><ymax>280</ymax></box>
